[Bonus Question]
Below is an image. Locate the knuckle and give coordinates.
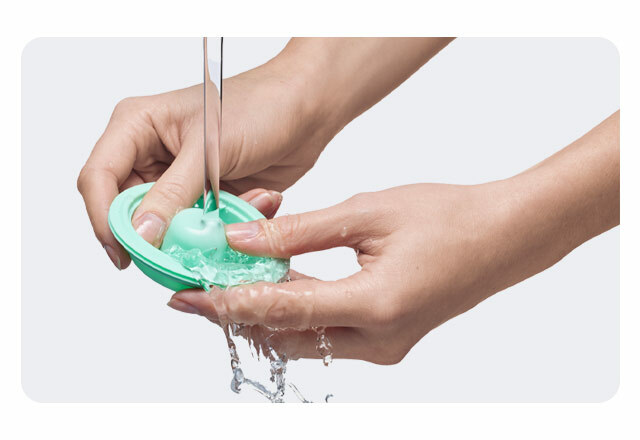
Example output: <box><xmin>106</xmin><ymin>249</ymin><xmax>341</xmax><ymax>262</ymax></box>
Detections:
<box><xmin>344</xmin><ymin>192</ymin><xmax>372</xmax><ymax>211</ymax></box>
<box><xmin>264</xmin><ymin>296</ymin><xmax>290</xmax><ymax>328</ymax></box>
<box><xmin>113</xmin><ymin>97</ymin><xmax>139</xmax><ymax>116</ymax></box>
<box><xmin>262</xmin><ymin>285</ymin><xmax>311</xmax><ymax>330</ymax></box>
<box><xmin>342</xmin><ymin>193</ymin><xmax>378</xmax><ymax>239</ymax></box>
<box><xmin>264</xmin><ymin>215</ymin><xmax>306</xmax><ymax>256</ymax></box>
<box><xmin>274</xmin><ymin>214</ymin><xmax>304</xmax><ymax>240</ymax></box>
<box><xmin>155</xmin><ymin>180</ymin><xmax>189</xmax><ymax>208</ymax></box>
<box><xmin>110</xmin><ymin>98</ymin><xmax>152</xmax><ymax>142</ymax></box>
<box><xmin>76</xmin><ymin>166</ymin><xmax>90</xmax><ymax>193</ymax></box>
<box><xmin>223</xmin><ymin>287</ymin><xmax>251</xmax><ymax>324</ymax></box>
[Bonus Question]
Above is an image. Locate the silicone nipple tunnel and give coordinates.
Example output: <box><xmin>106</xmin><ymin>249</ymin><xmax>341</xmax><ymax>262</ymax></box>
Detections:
<box><xmin>160</xmin><ymin>208</ymin><xmax>228</xmax><ymax>260</ymax></box>
<box><xmin>108</xmin><ymin>182</ymin><xmax>289</xmax><ymax>291</ymax></box>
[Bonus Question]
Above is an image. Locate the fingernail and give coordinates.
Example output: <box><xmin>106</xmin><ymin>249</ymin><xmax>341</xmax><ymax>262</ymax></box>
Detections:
<box><xmin>247</xmin><ymin>191</ymin><xmax>281</xmax><ymax>216</ymax></box>
<box><xmin>167</xmin><ymin>298</ymin><xmax>201</xmax><ymax>315</ymax></box>
<box><xmin>132</xmin><ymin>212</ymin><xmax>166</xmax><ymax>247</ymax></box>
<box><xmin>103</xmin><ymin>244</ymin><xmax>121</xmax><ymax>270</ymax></box>
<box><xmin>225</xmin><ymin>221</ymin><xmax>261</xmax><ymax>242</ymax></box>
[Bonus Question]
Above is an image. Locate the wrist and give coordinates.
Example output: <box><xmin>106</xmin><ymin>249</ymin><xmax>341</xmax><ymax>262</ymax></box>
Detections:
<box><xmin>269</xmin><ymin>39</ymin><xmax>347</xmax><ymax>137</ymax></box>
<box><xmin>273</xmin><ymin>37</ymin><xmax>455</xmax><ymax>135</ymax></box>
<box><xmin>472</xmin><ymin>112</ymin><xmax>619</xmax><ymax>301</ymax></box>
<box><xmin>486</xmin><ymin>163</ymin><xmax>607</xmax><ymax>291</ymax></box>
<box><xmin>259</xmin><ymin>42</ymin><xmax>344</xmax><ymax>147</ymax></box>
<box><xmin>457</xmin><ymin>173</ymin><xmax>578</xmax><ymax>302</ymax></box>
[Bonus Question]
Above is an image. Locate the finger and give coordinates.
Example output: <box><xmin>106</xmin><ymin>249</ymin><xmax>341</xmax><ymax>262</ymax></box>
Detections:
<box><xmin>220</xmin><ymin>172</ymin><xmax>290</xmax><ymax>195</ymax></box>
<box><xmin>287</xmin><ymin>269</ymin><xmax>315</xmax><ymax>281</ymax></box>
<box><xmin>165</xmin><ymin>293</ymin><xmax>329</xmax><ymax>360</ymax></box>
<box><xmin>77</xmin><ymin>107</ymin><xmax>157</xmax><ymax>269</ymax></box>
<box><xmin>120</xmin><ymin>172</ymin><xmax>145</xmax><ymax>191</ymax></box>
<box><xmin>238</xmin><ymin>189</ymin><xmax>283</xmax><ymax>219</ymax></box>
<box><xmin>224</xmin><ymin>196</ymin><xmax>376</xmax><ymax>258</ymax></box>
<box><xmin>168</xmin><ymin>272</ymin><xmax>373</xmax><ymax>329</ymax></box>
<box><xmin>237</xmin><ymin>188</ymin><xmax>270</xmax><ymax>202</ymax></box>
<box><xmin>131</xmin><ymin>134</ymin><xmax>203</xmax><ymax>247</ymax></box>
<box><xmin>77</xmin><ymin>167</ymin><xmax>132</xmax><ymax>270</ymax></box>
<box><xmin>164</xmin><ymin>298</ymin><xmax>373</xmax><ymax>363</ymax></box>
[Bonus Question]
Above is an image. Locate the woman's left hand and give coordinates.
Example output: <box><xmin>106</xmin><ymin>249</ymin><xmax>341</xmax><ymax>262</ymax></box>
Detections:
<box><xmin>167</xmin><ymin>111</ymin><xmax>619</xmax><ymax>364</ymax></box>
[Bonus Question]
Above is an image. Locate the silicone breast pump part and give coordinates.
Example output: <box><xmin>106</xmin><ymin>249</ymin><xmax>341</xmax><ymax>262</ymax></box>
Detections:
<box><xmin>108</xmin><ymin>182</ymin><xmax>289</xmax><ymax>291</ymax></box>
<box><xmin>160</xmin><ymin>208</ymin><xmax>228</xmax><ymax>261</ymax></box>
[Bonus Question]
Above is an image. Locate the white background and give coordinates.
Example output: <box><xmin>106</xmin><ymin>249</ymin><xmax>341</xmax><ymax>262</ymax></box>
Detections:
<box><xmin>21</xmin><ymin>37</ymin><xmax>619</xmax><ymax>403</ymax></box>
<box><xmin>3</xmin><ymin>0</ymin><xmax>639</xmax><ymax>438</ymax></box>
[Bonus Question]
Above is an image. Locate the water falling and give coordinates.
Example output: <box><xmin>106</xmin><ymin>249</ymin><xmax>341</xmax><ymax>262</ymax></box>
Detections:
<box><xmin>195</xmin><ymin>37</ymin><xmax>333</xmax><ymax>402</ymax></box>
<box><xmin>314</xmin><ymin>326</ymin><xmax>334</xmax><ymax>367</ymax></box>
<box><xmin>202</xmin><ymin>36</ymin><xmax>222</xmax><ymax>214</ymax></box>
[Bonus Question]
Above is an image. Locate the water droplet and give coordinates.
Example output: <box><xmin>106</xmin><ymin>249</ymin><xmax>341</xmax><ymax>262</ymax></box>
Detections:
<box><xmin>313</xmin><ymin>326</ymin><xmax>334</xmax><ymax>367</ymax></box>
<box><xmin>287</xmin><ymin>383</ymin><xmax>311</xmax><ymax>403</ymax></box>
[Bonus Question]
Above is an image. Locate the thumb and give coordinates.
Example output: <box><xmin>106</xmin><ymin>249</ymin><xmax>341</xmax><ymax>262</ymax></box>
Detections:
<box><xmin>132</xmin><ymin>141</ymin><xmax>202</xmax><ymax>247</ymax></box>
<box><xmin>225</xmin><ymin>195</ymin><xmax>372</xmax><ymax>258</ymax></box>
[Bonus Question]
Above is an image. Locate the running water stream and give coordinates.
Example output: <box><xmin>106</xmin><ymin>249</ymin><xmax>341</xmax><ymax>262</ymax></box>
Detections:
<box><xmin>198</xmin><ymin>37</ymin><xmax>333</xmax><ymax>402</ymax></box>
<box><xmin>202</xmin><ymin>36</ymin><xmax>221</xmax><ymax>214</ymax></box>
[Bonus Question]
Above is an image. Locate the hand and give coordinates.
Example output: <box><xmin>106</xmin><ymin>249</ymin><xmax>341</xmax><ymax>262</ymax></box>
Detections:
<box><xmin>77</xmin><ymin>38</ymin><xmax>454</xmax><ymax>271</ymax></box>
<box><xmin>77</xmin><ymin>38</ymin><xmax>453</xmax><ymax>270</ymax></box>
<box><xmin>167</xmin><ymin>111</ymin><xmax>620</xmax><ymax>364</ymax></box>
<box><xmin>77</xmin><ymin>57</ymin><xmax>334</xmax><ymax>269</ymax></box>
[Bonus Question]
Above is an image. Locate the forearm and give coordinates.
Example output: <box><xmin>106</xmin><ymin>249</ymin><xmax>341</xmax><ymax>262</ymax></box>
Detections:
<box><xmin>272</xmin><ymin>37</ymin><xmax>454</xmax><ymax>133</ymax></box>
<box><xmin>491</xmin><ymin>111</ymin><xmax>620</xmax><ymax>290</ymax></box>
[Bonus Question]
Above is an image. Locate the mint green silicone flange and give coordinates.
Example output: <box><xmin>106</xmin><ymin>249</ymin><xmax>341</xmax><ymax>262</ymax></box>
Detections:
<box><xmin>108</xmin><ymin>182</ymin><xmax>287</xmax><ymax>291</ymax></box>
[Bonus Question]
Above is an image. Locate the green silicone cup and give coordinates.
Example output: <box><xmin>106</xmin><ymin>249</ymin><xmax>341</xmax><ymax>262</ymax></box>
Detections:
<box><xmin>108</xmin><ymin>182</ymin><xmax>288</xmax><ymax>291</ymax></box>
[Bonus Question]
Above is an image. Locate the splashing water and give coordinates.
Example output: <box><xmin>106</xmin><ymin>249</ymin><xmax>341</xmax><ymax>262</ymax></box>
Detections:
<box><xmin>222</xmin><ymin>322</ymin><xmax>289</xmax><ymax>402</ymax></box>
<box><xmin>164</xmin><ymin>233</ymin><xmax>333</xmax><ymax>401</ymax></box>
<box><xmin>164</xmin><ymin>245</ymin><xmax>335</xmax><ymax>401</ymax></box>
<box><xmin>217</xmin><ymin>313</ymin><xmax>335</xmax><ymax>402</ymax></box>
<box><xmin>164</xmin><ymin>244</ymin><xmax>289</xmax><ymax>288</ymax></box>
<box><xmin>314</xmin><ymin>326</ymin><xmax>333</xmax><ymax>366</ymax></box>
<box><xmin>287</xmin><ymin>382</ymin><xmax>311</xmax><ymax>403</ymax></box>
<box><xmin>189</xmin><ymin>38</ymin><xmax>332</xmax><ymax>401</ymax></box>
<box><xmin>220</xmin><ymin>320</ymin><xmax>324</xmax><ymax>403</ymax></box>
